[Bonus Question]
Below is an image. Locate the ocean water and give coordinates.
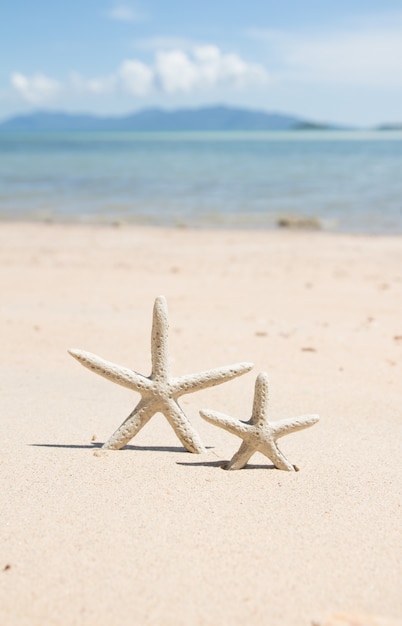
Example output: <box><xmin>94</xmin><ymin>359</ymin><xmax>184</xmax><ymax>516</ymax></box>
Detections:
<box><xmin>1</xmin><ymin>130</ymin><xmax>402</xmax><ymax>233</ymax></box>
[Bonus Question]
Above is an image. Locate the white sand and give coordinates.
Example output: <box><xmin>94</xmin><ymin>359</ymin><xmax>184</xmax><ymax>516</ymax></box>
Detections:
<box><xmin>0</xmin><ymin>222</ymin><xmax>401</xmax><ymax>626</ymax></box>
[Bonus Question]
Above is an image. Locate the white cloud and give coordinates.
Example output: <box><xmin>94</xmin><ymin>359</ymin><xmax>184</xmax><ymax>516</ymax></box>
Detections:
<box><xmin>118</xmin><ymin>60</ymin><xmax>154</xmax><ymax>95</ymax></box>
<box><xmin>155</xmin><ymin>50</ymin><xmax>198</xmax><ymax>93</ymax></box>
<box><xmin>11</xmin><ymin>72</ymin><xmax>61</xmax><ymax>104</ymax></box>
<box><xmin>155</xmin><ymin>46</ymin><xmax>269</xmax><ymax>94</ymax></box>
<box><xmin>10</xmin><ymin>45</ymin><xmax>269</xmax><ymax>103</ymax></box>
<box><xmin>106</xmin><ymin>3</ymin><xmax>145</xmax><ymax>22</ymax></box>
<box><xmin>195</xmin><ymin>46</ymin><xmax>268</xmax><ymax>87</ymax></box>
<box><xmin>249</xmin><ymin>16</ymin><xmax>402</xmax><ymax>87</ymax></box>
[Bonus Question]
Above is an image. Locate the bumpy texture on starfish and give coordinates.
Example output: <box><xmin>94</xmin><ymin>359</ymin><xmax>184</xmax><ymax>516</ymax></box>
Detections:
<box><xmin>69</xmin><ymin>296</ymin><xmax>253</xmax><ymax>453</ymax></box>
<box><xmin>200</xmin><ymin>372</ymin><xmax>319</xmax><ymax>470</ymax></box>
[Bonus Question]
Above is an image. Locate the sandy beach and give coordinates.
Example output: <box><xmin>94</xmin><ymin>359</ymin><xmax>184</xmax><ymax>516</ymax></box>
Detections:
<box><xmin>0</xmin><ymin>221</ymin><xmax>401</xmax><ymax>626</ymax></box>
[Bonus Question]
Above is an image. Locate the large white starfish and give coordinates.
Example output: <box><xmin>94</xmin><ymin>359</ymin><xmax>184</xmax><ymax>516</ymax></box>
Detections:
<box><xmin>200</xmin><ymin>372</ymin><xmax>319</xmax><ymax>470</ymax></box>
<box><xmin>69</xmin><ymin>296</ymin><xmax>253</xmax><ymax>453</ymax></box>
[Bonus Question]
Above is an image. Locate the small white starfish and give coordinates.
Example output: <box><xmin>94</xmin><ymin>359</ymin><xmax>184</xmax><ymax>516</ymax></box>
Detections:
<box><xmin>69</xmin><ymin>296</ymin><xmax>253</xmax><ymax>453</ymax></box>
<box><xmin>200</xmin><ymin>372</ymin><xmax>319</xmax><ymax>470</ymax></box>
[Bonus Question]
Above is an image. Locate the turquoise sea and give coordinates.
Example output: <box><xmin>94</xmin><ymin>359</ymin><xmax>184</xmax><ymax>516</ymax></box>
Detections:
<box><xmin>1</xmin><ymin>130</ymin><xmax>402</xmax><ymax>233</ymax></box>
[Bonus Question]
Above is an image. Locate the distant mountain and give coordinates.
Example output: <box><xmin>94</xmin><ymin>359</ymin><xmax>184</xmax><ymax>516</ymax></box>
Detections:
<box><xmin>0</xmin><ymin>105</ymin><xmax>334</xmax><ymax>132</ymax></box>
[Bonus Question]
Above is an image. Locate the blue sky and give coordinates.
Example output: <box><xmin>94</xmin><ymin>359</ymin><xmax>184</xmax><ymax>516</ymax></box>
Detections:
<box><xmin>1</xmin><ymin>1</ymin><xmax>402</xmax><ymax>125</ymax></box>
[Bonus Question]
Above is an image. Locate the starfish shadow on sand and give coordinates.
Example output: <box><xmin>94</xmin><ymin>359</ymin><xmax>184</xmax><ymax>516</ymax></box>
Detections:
<box><xmin>29</xmin><ymin>442</ymin><xmax>208</xmax><ymax>453</ymax></box>
<box><xmin>177</xmin><ymin>459</ymin><xmax>291</xmax><ymax>470</ymax></box>
<box><xmin>176</xmin><ymin>459</ymin><xmax>226</xmax><ymax>468</ymax></box>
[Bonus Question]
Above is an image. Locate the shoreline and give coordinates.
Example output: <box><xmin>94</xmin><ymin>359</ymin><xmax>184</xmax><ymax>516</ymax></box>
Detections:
<box><xmin>2</xmin><ymin>215</ymin><xmax>402</xmax><ymax>237</ymax></box>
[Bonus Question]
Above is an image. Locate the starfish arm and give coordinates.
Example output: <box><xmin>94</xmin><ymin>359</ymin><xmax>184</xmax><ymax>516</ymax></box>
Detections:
<box><xmin>260</xmin><ymin>441</ymin><xmax>296</xmax><ymax>471</ymax></box>
<box><xmin>225</xmin><ymin>441</ymin><xmax>255</xmax><ymax>470</ymax></box>
<box><xmin>172</xmin><ymin>362</ymin><xmax>254</xmax><ymax>396</ymax></box>
<box><xmin>199</xmin><ymin>409</ymin><xmax>251</xmax><ymax>438</ymax></box>
<box><xmin>102</xmin><ymin>398</ymin><xmax>158</xmax><ymax>450</ymax></box>
<box><xmin>151</xmin><ymin>296</ymin><xmax>170</xmax><ymax>380</ymax></box>
<box><xmin>68</xmin><ymin>349</ymin><xmax>152</xmax><ymax>393</ymax></box>
<box><xmin>272</xmin><ymin>414</ymin><xmax>319</xmax><ymax>439</ymax></box>
<box><xmin>250</xmin><ymin>372</ymin><xmax>270</xmax><ymax>425</ymax></box>
<box><xmin>163</xmin><ymin>399</ymin><xmax>206</xmax><ymax>454</ymax></box>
